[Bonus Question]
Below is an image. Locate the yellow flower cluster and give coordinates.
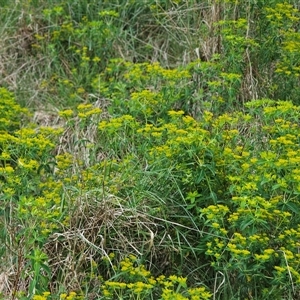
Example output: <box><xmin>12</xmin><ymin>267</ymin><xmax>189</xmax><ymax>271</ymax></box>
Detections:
<box><xmin>0</xmin><ymin>87</ymin><xmax>30</xmax><ymax>131</ymax></box>
<box><xmin>33</xmin><ymin>291</ymin><xmax>83</xmax><ymax>300</ymax></box>
<box><xmin>101</xmin><ymin>255</ymin><xmax>212</xmax><ymax>299</ymax></box>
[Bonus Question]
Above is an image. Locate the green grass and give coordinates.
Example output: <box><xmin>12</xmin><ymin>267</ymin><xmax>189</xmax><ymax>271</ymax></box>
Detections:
<box><xmin>1</xmin><ymin>0</ymin><xmax>300</xmax><ymax>299</ymax></box>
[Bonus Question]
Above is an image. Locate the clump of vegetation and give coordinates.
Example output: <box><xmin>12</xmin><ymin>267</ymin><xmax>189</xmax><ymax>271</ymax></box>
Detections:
<box><xmin>1</xmin><ymin>0</ymin><xmax>300</xmax><ymax>299</ymax></box>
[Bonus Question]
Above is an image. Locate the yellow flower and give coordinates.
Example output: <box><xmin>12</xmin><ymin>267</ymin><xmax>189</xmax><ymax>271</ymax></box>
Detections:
<box><xmin>77</xmin><ymin>103</ymin><xmax>92</xmax><ymax>110</ymax></box>
<box><xmin>102</xmin><ymin>289</ymin><xmax>111</xmax><ymax>297</ymax></box>
<box><xmin>59</xmin><ymin>109</ymin><xmax>73</xmax><ymax>118</ymax></box>
<box><xmin>76</xmin><ymin>87</ymin><xmax>85</xmax><ymax>94</ymax></box>
<box><xmin>168</xmin><ymin>110</ymin><xmax>185</xmax><ymax>117</ymax></box>
<box><xmin>177</xmin><ymin>276</ymin><xmax>187</xmax><ymax>287</ymax></box>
